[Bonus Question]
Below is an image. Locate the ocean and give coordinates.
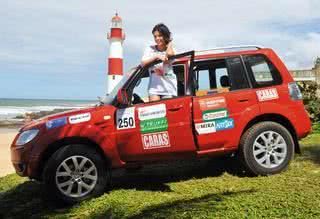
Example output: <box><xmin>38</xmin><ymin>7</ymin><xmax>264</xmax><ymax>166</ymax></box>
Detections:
<box><xmin>0</xmin><ymin>98</ymin><xmax>97</xmax><ymax>120</ymax></box>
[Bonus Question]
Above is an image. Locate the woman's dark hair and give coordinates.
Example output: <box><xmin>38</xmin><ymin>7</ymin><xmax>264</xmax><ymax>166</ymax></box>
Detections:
<box><xmin>152</xmin><ymin>23</ymin><xmax>172</xmax><ymax>44</ymax></box>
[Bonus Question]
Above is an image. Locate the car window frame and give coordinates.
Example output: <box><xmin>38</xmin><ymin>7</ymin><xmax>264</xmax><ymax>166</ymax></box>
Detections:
<box><xmin>121</xmin><ymin>51</ymin><xmax>195</xmax><ymax>106</ymax></box>
<box><xmin>193</xmin><ymin>58</ymin><xmax>227</xmax><ymax>92</ymax></box>
<box><xmin>192</xmin><ymin>55</ymin><xmax>252</xmax><ymax>96</ymax></box>
<box><xmin>242</xmin><ymin>54</ymin><xmax>283</xmax><ymax>88</ymax></box>
<box><xmin>225</xmin><ymin>56</ymin><xmax>251</xmax><ymax>91</ymax></box>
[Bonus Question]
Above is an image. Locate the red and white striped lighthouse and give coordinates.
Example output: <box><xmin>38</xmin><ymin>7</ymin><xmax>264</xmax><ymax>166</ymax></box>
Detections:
<box><xmin>106</xmin><ymin>13</ymin><xmax>125</xmax><ymax>95</ymax></box>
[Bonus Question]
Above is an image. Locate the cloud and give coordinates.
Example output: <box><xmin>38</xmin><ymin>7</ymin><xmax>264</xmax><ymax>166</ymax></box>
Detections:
<box><xmin>1</xmin><ymin>0</ymin><xmax>320</xmax><ymax>98</ymax></box>
<box><xmin>119</xmin><ymin>0</ymin><xmax>320</xmax><ymax>70</ymax></box>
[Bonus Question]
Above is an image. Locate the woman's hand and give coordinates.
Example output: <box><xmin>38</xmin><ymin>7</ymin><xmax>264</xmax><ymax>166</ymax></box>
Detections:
<box><xmin>157</xmin><ymin>54</ymin><xmax>168</xmax><ymax>62</ymax></box>
<box><xmin>141</xmin><ymin>54</ymin><xmax>169</xmax><ymax>67</ymax></box>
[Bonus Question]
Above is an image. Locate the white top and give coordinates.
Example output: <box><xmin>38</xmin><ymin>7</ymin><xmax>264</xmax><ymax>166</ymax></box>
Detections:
<box><xmin>141</xmin><ymin>45</ymin><xmax>177</xmax><ymax>96</ymax></box>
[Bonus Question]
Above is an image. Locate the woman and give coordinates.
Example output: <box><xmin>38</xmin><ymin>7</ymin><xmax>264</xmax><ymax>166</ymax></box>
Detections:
<box><xmin>141</xmin><ymin>23</ymin><xmax>177</xmax><ymax>102</ymax></box>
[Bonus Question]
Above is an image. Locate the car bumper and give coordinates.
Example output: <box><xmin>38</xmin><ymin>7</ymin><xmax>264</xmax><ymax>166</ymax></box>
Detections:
<box><xmin>11</xmin><ymin>143</ymin><xmax>39</xmax><ymax>178</ymax></box>
<box><xmin>290</xmin><ymin>105</ymin><xmax>312</xmax><ymax>139</ymax></box>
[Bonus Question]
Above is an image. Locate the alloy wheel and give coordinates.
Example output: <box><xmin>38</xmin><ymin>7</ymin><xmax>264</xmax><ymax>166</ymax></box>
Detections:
<box><xmin>55</xmin><ymin>156</ymin><xmax>98</xmax><ymax>198</ymax></box>
<box><xmin>252</xmin><ymin>131</ymin><xmax>287</xmax><ymax>169</ymax></box>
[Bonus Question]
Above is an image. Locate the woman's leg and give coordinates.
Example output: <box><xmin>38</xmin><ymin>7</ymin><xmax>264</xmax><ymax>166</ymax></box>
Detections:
<box><xmin>149</xmin><ymin>95</ymin><xmax>160</xmax><ymax>102</ymax></box>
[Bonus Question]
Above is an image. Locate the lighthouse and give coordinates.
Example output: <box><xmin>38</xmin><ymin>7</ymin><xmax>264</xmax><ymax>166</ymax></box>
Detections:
<box><xmin>106</xmin><ymin>13</ymin><xmax>125</xmax><ymax>95</ymax></box>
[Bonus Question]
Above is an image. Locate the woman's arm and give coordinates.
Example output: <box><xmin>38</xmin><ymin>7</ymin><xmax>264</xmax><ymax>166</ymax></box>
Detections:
<box><xmin>141</xmin><ymin>54</ymin><xmax>168</xmax><ymax>67</ymax></box>
<box><xmin>166</xmin><ymin>42</ymin><xmax>175</xmax><ymax>57</ymax></box>
<box><xmin>141</xmin><ymin>45</ymin><xmax>174</xmax><ymax>67</ymax></box>
<box><xmin>141</xmin><ymin>55</ymin><xmax>161</xmax><ymax>67</ymax></box>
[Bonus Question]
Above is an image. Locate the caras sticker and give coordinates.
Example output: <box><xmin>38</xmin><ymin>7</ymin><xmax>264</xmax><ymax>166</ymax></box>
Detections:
<box><xmin>141</xmin><ymin>131</ymin><xmax>171</xmax><ymax>149</ymax></box>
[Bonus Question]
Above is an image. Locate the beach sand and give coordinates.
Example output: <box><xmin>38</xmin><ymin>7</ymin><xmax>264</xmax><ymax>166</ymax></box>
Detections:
<box><xmin>0</xmin><ymin>128</ymin><xmax>19</xmax><ymax>177</ymax></box>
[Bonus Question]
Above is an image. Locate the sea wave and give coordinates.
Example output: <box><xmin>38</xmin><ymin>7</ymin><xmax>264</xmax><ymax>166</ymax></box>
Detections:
<box><xmin>0</xmin><ymin>104</ymin><xmax>94</xmax><ymax>120</ymax></box>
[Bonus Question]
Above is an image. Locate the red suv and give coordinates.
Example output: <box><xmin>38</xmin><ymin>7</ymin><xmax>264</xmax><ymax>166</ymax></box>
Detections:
<box><xmin>11</xmin><ymin>46</ymin><xmax>311</xmax><ymax>203</ymax></box>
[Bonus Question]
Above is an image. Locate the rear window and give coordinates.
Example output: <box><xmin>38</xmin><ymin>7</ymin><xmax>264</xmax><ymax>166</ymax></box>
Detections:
<box><xmin>243</xmin><ymin>55</ymin><xmax>282</xmax><ymax>88</ymax></box>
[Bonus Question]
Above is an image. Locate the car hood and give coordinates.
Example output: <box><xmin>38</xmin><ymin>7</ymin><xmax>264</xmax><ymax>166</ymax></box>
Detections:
<box><xmin>20</xmin><ymin>104</ymin><xmax>116</xmax><ymax>132</ymax></box>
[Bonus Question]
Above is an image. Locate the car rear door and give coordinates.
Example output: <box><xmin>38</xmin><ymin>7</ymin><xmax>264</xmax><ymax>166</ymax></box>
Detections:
<box><xmin>192</xmin><ymin>56</ymin><xmax>260</xmax><ymax>152</ymax></box>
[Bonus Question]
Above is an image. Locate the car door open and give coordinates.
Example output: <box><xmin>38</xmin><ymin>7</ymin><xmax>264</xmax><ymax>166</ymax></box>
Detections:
<box><xmin>115</xmin><ymin>51</ymin><xmax>197</xmax><ymax>161</ymax></box>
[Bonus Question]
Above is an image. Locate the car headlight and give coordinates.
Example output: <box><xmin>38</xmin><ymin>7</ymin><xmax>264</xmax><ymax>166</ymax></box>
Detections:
<box><xmin>16</xmin><ymin>129</ymin><xmax>39</xmax><ymax>146</ymax></box>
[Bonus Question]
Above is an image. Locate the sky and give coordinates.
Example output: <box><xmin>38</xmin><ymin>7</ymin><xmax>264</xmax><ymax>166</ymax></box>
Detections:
<box><xmin>1</xmin><ymin>0</ymin><xmax>320</xmax><ymax>100</ymax></box>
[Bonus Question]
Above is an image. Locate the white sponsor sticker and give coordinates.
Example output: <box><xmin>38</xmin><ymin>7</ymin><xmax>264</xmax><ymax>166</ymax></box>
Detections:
<box><xmin>116</xmin><ymin>107</ymin><xmax>135</xmax><ymax>130</ymax></box>
<box><xmin>202</xmin><ymin>109</ymin><xmax>228</xmax><ymax>121</ymax></box>
<box><xmin>256</xmin><ymin>88</ymin><xmax>279</xmax><ymax>102</ymax></box>
<box><xmin>138</xmin><ymin>104</ymin><xmax>166</xmax><ymax>121</ymax></box>
<box><xmin>142</xmin><ymin>131</ymin><xmax>171</xmax><ymax>149</ymax></box>
<box><xmin>69</xmin><ymin>113</ymin><xmax>91</xmax><ymax>124</ymax></box>
<box><xmin>195</xmin><ymin>121</ymin><xmax>216</xmax><ymax>134</ymax></box>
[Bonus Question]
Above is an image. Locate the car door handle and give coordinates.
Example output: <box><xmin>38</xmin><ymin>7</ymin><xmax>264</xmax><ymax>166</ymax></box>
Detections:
<box><xmin>168</xmin><ymin>104</ymin><xmax>183</xmax><ymax>111</ymax></box>
<box><xmin>238</xmin><ymin>99</ymin><xmax>249</xmax><ymax>102</ymax></box>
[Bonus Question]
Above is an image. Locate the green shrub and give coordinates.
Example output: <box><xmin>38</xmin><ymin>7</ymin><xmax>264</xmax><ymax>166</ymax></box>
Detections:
<box><xmin>298</xmin><ymin>81</ymin><xmax>320</xmax><ymax>123</ymax></box>
<box><xmin>312</xmin><ymin>123</ymin><xmax>320</xmax><ymax>134</ymax></box>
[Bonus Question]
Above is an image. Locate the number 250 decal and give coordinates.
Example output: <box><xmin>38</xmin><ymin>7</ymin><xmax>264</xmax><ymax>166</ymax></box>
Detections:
<box><xmin>118</xmin><ymin>117</ymin><xmax>134</xmax><ymax>128</ymax></box>
<box><xmin>116</xmin><ymin>107</ymin><xmax>136</xmax><ymax>130</ymax></box>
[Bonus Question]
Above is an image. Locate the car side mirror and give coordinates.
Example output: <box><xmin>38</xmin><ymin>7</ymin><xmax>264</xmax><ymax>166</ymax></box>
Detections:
<box><xmin>116</xmin><ymin>89</ymin><xmax>129</xmax><ymax>105</ymax></box>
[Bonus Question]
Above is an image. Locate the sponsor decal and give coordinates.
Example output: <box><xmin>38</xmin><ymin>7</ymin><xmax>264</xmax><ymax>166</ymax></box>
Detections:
<box><xmin>256</xmin><ymin>88</ymin><xmax>279</xmax><ymax>102</ymax></box>
<box><xmin>69</xmin><ymin>112</ymin><xmax>91</xmax><ymax>124</ymax></box>
<box><xmin>140</xmin><ymin>117</ymin><xmax>168</xmax><ymax>134</ymax></box>
<box><xmin>202</xmin><ymin>108</ymin><xmax>228</xmax><ymax>121</ymax></box>
<box><xmin>141</xmin><ymin>131</ymin><xmax>171</xmax><ymax>149</ymax></box>
<box><xmin>195</xmin><ymin>121</ymin><xmax>216</xmax><ymax>134</ymax></box>
<box><xmin>46</xmin><ymin>117</ymin><xmax>67</xmax><ymax>129</ymax></box>
<box><xmin>138</xmin><ymin>104</ymin><xmax>166</xmax><ymax>121</ymax></box>
<box><xmin>199</xmin><ymin>96</ymin><xmax>226</xmax><ymax>111</ymax></box>
<box><xmin>116</xmin><ymin>107</ymin><xmax>135</xmax><ymax>130</ymax></box>
<box><xmin>215</xmin><ymin>118</ymin><xmax>235</xmax><ymax>131</ymax></box>
<box><xmin>195</xmin><ymin>118</ymin><xmax>235</xmax><ymax>134</ymax></box>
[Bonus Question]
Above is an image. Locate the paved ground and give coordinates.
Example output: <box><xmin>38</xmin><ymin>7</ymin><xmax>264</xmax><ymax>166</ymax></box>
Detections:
<box><xmin>0</xmin><ymin>128</ymin><xmax>18</xmax><ymax>177</ymax></box>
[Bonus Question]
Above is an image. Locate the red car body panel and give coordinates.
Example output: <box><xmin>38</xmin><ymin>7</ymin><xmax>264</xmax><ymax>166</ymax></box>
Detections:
<box><xmin>12</xmin><ymin>106</ymin><xmax>125</xmax><ymax>177</ymax></box>
<box><xmin>10</xmin><ymin>48</ymin><xmax>312</xmax><ymax>179</ymax></box>
<box><xmin>117</xmin><ymin>96</ymin><xmax>197</xmax><ymax>162</ymax></box>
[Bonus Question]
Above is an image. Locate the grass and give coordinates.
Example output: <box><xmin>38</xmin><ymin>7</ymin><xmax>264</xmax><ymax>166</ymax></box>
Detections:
<box><xmin>1</xmin><ymin>130</ymin><xmax>320</xmax><ymax>218</ymax></box>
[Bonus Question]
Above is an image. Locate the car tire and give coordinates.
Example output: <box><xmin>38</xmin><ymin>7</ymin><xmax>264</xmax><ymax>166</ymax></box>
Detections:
<box><xmin>43</xmin><ymin>144</ymin><xmax>110</xmax><ymax>204</ymax></box>
<box><xmin>239</xmin><ymin>121</ymin><xmax>294</xmax><ymax>176</ymax></box>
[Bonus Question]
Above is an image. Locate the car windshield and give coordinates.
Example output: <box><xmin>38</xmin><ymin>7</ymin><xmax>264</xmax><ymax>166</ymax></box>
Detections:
<box><xmin>101</xmin><ymin>66</ymin><xmax>139</xmax><ymax>104</ymax></box>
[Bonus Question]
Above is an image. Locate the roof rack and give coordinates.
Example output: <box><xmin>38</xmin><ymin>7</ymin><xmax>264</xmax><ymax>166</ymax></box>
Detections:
<box><xmin>196</xmin><ymin>45</ymin><xmax>263</xmax><ymax>55</ymax></box>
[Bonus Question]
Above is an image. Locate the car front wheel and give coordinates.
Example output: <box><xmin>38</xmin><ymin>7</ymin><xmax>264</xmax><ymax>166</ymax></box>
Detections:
<box><xmin>43</xmin><ymin>144</ymin><xmax>110</xmax><ymax>204</ymax></box>
<box><xmin>239</xmin><ymin>121</ymin><xmax>294</xmax><ymax>176</ymax></box>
